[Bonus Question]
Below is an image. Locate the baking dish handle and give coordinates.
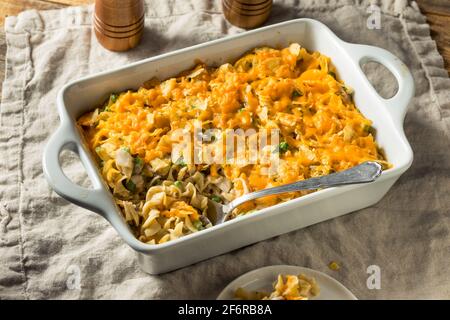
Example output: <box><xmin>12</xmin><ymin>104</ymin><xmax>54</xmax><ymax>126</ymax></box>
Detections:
<box><xmin>42</xmin><ymin>124</ymin><xmax>110</xmax><ymax>215</ymax></box>
<box><xmin>345</xmin><ymin>43</ymin><xmax>414</xmax><ymax>126</ymax></box>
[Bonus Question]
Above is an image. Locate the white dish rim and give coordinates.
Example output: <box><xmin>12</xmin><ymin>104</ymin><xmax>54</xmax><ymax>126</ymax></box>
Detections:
<box><xmin>217</xmin><ymin>264</ymin><xmax>358</xmax><ymax>300</ymax></box>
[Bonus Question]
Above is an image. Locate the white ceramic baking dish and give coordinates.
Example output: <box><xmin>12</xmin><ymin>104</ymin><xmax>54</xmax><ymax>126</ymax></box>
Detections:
<box><xmin>43</xmin><ymin>19</ymin><xmax>414</xmax><ymax>274</ymax></box>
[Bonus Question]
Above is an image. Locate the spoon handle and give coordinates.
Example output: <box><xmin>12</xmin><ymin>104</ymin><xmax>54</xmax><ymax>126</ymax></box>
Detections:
<box><xmin>222</xmin><ymin>161</ymin><xmax>382</xmax><ymax>214</ymax></box>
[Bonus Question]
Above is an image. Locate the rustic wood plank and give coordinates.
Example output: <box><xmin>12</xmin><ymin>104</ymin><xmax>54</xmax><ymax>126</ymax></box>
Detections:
<box><xmin>416</xmin><ymin>0</ymin><xmax>450</xmax><ymax>74</ymax></box>
<box><xmin>416</xmin><ymin>0</ymin><xmax>450</xmax><ymax>16</ymax></box>
<box><xmin>0</xmin><ymin>0</ymin><xmax>67</xmax><ymax>26</ymax></box>
<box><xmin>43</xmin><ymin>0</ymin><xmax>92</xmax><ymax>6</ymax></box>
<box><xmin>424</xmin><ymin>12</ymin><xmax>450</xmax><ymax>73</ymax></box>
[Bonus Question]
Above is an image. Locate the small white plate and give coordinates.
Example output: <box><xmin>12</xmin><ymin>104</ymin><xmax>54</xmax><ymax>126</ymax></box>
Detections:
<box><xmin>217</xmin><ymin>265</ymin><xmax>357</xmax><ymax>300</ymax></box>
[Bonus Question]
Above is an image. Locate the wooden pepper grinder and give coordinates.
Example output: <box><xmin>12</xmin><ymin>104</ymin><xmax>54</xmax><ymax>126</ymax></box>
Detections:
<box><xmin>222</xmin><ymin>0</ymin><xmax>273</xmax><ymax>29</ymax></box>
<box><xmin>94</xmin><ymin>0</ymin><xmax>145</xmax><ymax>52</ymax></box>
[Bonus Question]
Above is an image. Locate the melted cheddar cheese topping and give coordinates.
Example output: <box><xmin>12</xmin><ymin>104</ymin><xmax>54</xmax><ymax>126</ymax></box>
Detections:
<box><xmin>78</xmin><ymin>44</ymin><xmax>389</xmax><ymax>244</ymax></box>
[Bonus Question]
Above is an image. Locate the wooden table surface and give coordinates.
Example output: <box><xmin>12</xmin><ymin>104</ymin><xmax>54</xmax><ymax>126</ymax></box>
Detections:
<box><xmin>0</xmin><ymin>0</ymin><xmax>449</xmax><ymax>95</ymax></box>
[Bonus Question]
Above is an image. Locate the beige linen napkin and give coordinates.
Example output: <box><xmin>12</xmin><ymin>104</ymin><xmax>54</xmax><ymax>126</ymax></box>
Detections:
<box><xmin>1</xmin><ymin>0</ymin><xmax>449</xmax><ymax>299</ymax></box>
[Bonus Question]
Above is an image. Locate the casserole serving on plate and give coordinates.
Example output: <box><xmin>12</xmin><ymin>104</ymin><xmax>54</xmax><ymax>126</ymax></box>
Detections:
<box><xmin>43</xmin><ymin>19</ymin><xmax>414</xmax><ymax>274</ymax></box>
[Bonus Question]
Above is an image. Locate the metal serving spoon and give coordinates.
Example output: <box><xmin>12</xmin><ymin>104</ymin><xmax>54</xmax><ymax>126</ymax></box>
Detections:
<box><xmin>207</xmin><ymin>161</ymin><xmax>382</xmax><ymax>225</ymax></box>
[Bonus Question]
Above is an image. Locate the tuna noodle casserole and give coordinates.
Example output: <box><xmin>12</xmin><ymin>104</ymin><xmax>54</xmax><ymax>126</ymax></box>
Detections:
<box><xmin>78</xmin><ymin>43</ymin><xmax>389</xmax><ymax>244</ymax></box>
<box><xmin>235</xmin><ymin>274</ymin><xmax>320</xmax><ymax>300</ymax></box>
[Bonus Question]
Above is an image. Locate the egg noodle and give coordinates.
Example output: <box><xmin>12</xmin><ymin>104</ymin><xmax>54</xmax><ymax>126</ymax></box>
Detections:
<box><xmin>78</xmin><ymin>43</ymin><xmax>389</xmax><ymax>244</ymax></box>
<box><xmin>235</xmin><ymin>274</ymin><xmax>320</xmax><ymax>300</ymax></box>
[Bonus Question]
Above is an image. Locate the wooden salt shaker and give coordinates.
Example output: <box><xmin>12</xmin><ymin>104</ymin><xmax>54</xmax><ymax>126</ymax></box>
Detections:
<box><xmin>94</xmin><ymin>0</ymin><xmax>145</xmax><ymax>52</ymax></box>
<box><xmin>222</xmin><ymin>0</ymin><xmax>272</xmax><ymax>29</ymax></box>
